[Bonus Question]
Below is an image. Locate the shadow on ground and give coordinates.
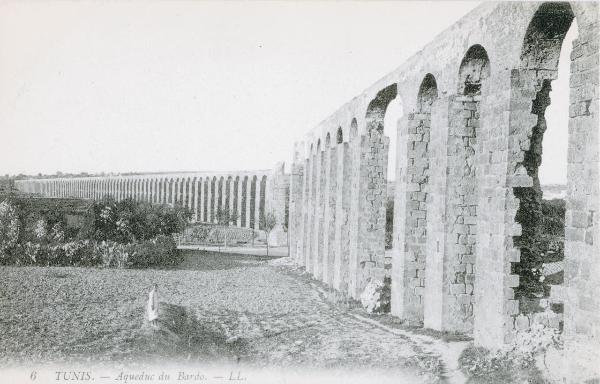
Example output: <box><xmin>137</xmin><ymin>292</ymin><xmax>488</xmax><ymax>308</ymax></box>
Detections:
<box><xmin>132</xmin><ymin>303</ymin><xmax>249</xmax><ymax>364</ymax></box>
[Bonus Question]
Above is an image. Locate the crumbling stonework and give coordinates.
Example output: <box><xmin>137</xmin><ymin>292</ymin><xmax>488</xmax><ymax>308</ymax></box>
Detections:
<box><xmin>286</xmin><ymin>2</ymin><xmax>598</xmax><ymax>382</ymax></box>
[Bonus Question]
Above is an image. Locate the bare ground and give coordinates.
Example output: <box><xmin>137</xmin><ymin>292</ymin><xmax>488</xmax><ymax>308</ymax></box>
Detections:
<box><xmin>0</xmin><ymin>251</ymin><xmax>446</xmax><ymax>383</ymax></box>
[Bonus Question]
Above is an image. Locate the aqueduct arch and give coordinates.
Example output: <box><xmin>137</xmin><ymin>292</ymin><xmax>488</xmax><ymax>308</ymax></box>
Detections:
<box><xmin>286</xmin><ymin>2</ymin><xmax>598</xmax><ymax>382</ymax></box>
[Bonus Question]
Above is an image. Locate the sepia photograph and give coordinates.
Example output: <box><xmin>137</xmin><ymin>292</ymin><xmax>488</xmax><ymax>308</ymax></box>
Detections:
<box><xmin>0</xmin><ymin>1</ymin><xmax>598</xmax><ymax>383</ymax></box>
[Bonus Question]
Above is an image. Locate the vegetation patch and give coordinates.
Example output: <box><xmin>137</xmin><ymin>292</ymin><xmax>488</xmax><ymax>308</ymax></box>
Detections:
<box><xmin>459</xmin><ymin>322</ymin><xmax>562</xmax><ymax>383</ymax></box>
<box><xmin>0</xmin><ymin>196</ymin><xmax>190</xmax><ymax>268</ymax></box>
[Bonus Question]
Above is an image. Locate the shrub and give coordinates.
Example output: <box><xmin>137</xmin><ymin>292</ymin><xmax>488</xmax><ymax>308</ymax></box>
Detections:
<box><xmin>0</xmin><ymin>201</ymin><xmax>20</xmax><ymax>261</ymax></box>
<box><xmin>79</xmin><ymin>198</ymin><xmax>191</xmax><ymax>243</ymax></box>
<box><xmin>459</xmin><ymin>323</ymin><xmax>562</xmax><ymax>380</ymax></box>
<box><xmin>184</xmin><ymin>225</ymin><xmax>211</xmax><ymax>243</ymax></box>
<box><xmin>33</xmin><ymin>219</ymin><xmax>47</xmax><ymax>241</ymax></box>
<box><xmin>22</xmin><ymin>242</ymin><xmax>42</xmax><ymax>265</ymax></box>
<box><xmin>8</xmin><ymin>237</ymin><xmax>178</xmax><ymax>269</ymax></box>
<box><xmin>458</xmin><ymin>346</ymin><xmax>512</xmax><ymax>377</ymax></box>
<box><xmin>540</xmin><ymin>199</ymin><xmax>565</xmax><ymax>237</ymax></box>
<box><xmin>385</xmin><ymin>198</ymin><xmax>394</xmax><ymax>249</ymax></box>
<box><xmin>127</xmin><ymin>235</ymin><xmax>180</xmax><ymax>268</ymax></box>
<box><xmin>17</xmin><ymin>240</ymin><xmax>96</xmax><ymax>267</ymax></box>
<box><xmin>360</xmin><ymin>279</ymin><xmax>389</xmax><ymax>314</ymax></box>
<box><xmin>62</xmin><ymin>240</ymin><xmax>99</xmax><ymax>267</ymax></box>
<box><xmin>92</xmin><ymin>241</ymin><xmax>135</xmax><ymax>268</ymax></box>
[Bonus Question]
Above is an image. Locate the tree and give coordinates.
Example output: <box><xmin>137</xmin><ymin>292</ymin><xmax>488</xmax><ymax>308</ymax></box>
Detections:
<box><xmin>229</xmin><ymin>210</ymin><xmax>239</xmax><ymax>226</ymax></box>
<box><xmin>259</xmin><ymin>211</ymin><xmax>277</xmax><ymax>256</ymax></box>
<box><xmin>0</xmin><ymin>201</ymin><xmax>19</xmax><ymax>260</ymax></box>
<box><xmin>216</xmin><ymin>207</ymin><xmax>230</xmax><ymax>226</ymax></box>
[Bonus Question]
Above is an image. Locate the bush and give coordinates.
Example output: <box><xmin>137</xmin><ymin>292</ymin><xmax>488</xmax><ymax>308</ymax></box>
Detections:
<box><xmin>2</xmin><ymin>196</ymin><xmax>185</xmax><ymax>269</ymax></box>
<box><xmin>385</xmin><ymin>198</ymin><xmax>394</xmax><ymax>249</ymax></box>
<box><xmin>8</xmin><ymin>237</ymin><xmax>179</xmax><ymax>269</ymax></box>
<box><xmin>79</xmin><ymin>197</ymin><xmax>191</xmax><ymax>243</ymax></box>
<box><xmin>63</xmin><ymin>240</ymin><xmax>99</xmax><ymax>267</ymax></box>
<box><xmin>92</xmin><ymin>241</ymin><xmax>135</xmax><ymax>268</ymax></box>
<box><xmin>459</xmin><ymin>323</ymin><xmax>562</xmax><ymax>380</ymax></box>
<box><xmin>126</xmin><ymin>235</ymin><xmax>180</xmax><ymax>268</ymax></box>
<box><xmin>17</xmin><ymin>240</ymin><xmax>98</xmax><ymax>267</ymax></box>
<box><xmin>360</xmin><ymin>279</ymin><xmax>390</xmax><ymax>314</ymax></box>
<box><xmin>0</xmin><ymin>201</ymin><xmax>20</xmax><ymax>262</ymax></box>
<box><xmin>540</xmin><ymin>199</ymin><xmax>565</xmax><ymax>237</ymax></box>
<box><xmin>184</xmin><ymin>225</ymin><xmax>212</xmax><ymax>243</ymax></box>
<box><xmin>458</xmin><ymin>346</ymin><xmax>513</xmax><ymax>378</ymax></box>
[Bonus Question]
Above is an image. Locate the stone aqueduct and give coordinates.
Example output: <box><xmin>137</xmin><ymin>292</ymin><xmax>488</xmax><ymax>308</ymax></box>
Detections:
<box><xmin>15</xmin><ymin>166</ymin><xmax>290</xmax><ymax>244</ymax></box>
<box><xmin>13</xmin><ymin>2</ymin><xmax>600</xmax><ymax>381</ymax></box>
<box><xmin>285</xmin><ymin>1</ymin><xmax>598</xmax><ymax>381</ymax></box>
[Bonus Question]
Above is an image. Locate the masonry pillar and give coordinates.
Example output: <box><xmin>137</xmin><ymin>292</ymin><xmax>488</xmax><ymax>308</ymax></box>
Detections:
<box><xmin>226</xmin><ymin>177</ymin><xmax>232</xmax><ymax>224</ymax></box>
<box><xmin>146</xmin><ymin>179</ymin><xmax>151</xmax><ymax>202</ymax></box>
<box><xmin>181</xmin><ymin>178</ymin><xmax>187</xmax><ymax>208</ymax></box>
<box><xmin>196</xmin><ymin>178</ymin><xmax>203</xmax><ymax>221</ymax></box>
<box><xmin>333</xmin><ymin>143</ymin><xmax>350</xmax><ymax>290</ymax></box>
<box><xmin>166</xmin><ymin>179</ymin><xmax>171</xmax><ymax>205</ymax></box>
<box><xmin>207</xmin><ymin>178</ymin><xmax>214</xmax><ymax>221</ymax></box>
<box><xmin>472</xmin><ymin>68</ymin><xmax>514</xmax><ymax>348</ymax></box>
<box><xmin>189</xmin><ymin>178</ymin><xmax>195</xmax><ymax>213</ymax></box>
<box><xmin>562</xmin><ymin>26</ymin><xmax>599</xmax><ymax>383</ymax></box>
<box><xmin>233</xmin><ymin>176</ymin><xmax>242</xmax><ymax>228</ymax></box>
<box><xmin>394</xmin><ymin>101</ymin><xmax>434</xmax><ymax>324</ymax></box>
<box><xmin>438</xmin><ymin>94</ymin><xmax>481</xmax><ymax>333</ymax></box>
<box><xmin>144</xmin><ymin>179</ymin><xmax>148</xmax><ymax>201</ymax></box>
<box><xmin>423</xmin><ymin>96</ymin><xmax>450</xmax><ymax>331</ymax></box>
<box><xmin>307</xmin><ymin>150</ymin><xmax>317</xmax><ymax>272</ymax></box>
<box><xmin>157</xmin><ymin>179</ymin><xmax>162</xmax><ymax>204</ymax></box>
<box><xmin>266</xmin><ymin>163</ymin><xmax>289</xmax><ymax>247</ymax></box>
<box><xmin>192</xmin><ymin>178</ymin><xmax>198</xmax><ymax>220</ymax></box>
<box><xmin>299</xmin><ymin>156</ymin><xmax>310</xmax><ymax>267</ymax></box>
<box><xmin>314</xmin><ymin>147</ymin><xmax>326</xmax><ymax>280</ymax></box>
<box><xmin>289</xmin><ymin>152</ymin><xmax>305</xmax><ymax>260</ymax></box>
<box><xmin>350</xmin><ymin>129</ymin><xmax>389</xmax><ymax>299</ymax></box>
<box><xmin>244</xmin><ymin>177</ymin><xmax>251</xmax><ymax>228</ymax></box>
<box><xmin>254</xmin><ymin>176</ymin><xmax>262</xmax><ymax>230</ymax></box>
<box><xmin>153</xmin><ymin>179</ymin><xmax>159</xmax><ymax>203</ymax></box>
<box><xmin>323</xmin><ymin>144</ymin><xmax>337</xmax><ymax>285</ymax></box>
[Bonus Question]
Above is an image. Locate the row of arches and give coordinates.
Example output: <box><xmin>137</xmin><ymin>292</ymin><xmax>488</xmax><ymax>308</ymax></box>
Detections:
<box><xmin>289</xmin><ymin>4</ymin><xmax>596</xmax><ymax>369</ymax></box>
<box><xmin>305</xmin><ymin>118</ymin><xmax>359</xmax><ymax>157</ymax></box>
<box><xmin>19</xmin><ymin>174</ymin><xmax>269</xmax><ymax>230</ymax></box>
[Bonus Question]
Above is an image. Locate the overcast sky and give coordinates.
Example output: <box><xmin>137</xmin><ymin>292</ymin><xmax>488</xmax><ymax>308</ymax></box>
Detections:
<box><xmin>0</xmin><ymin>1</ymin><xmax>572</xmax><ymax>184</ymax></box>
